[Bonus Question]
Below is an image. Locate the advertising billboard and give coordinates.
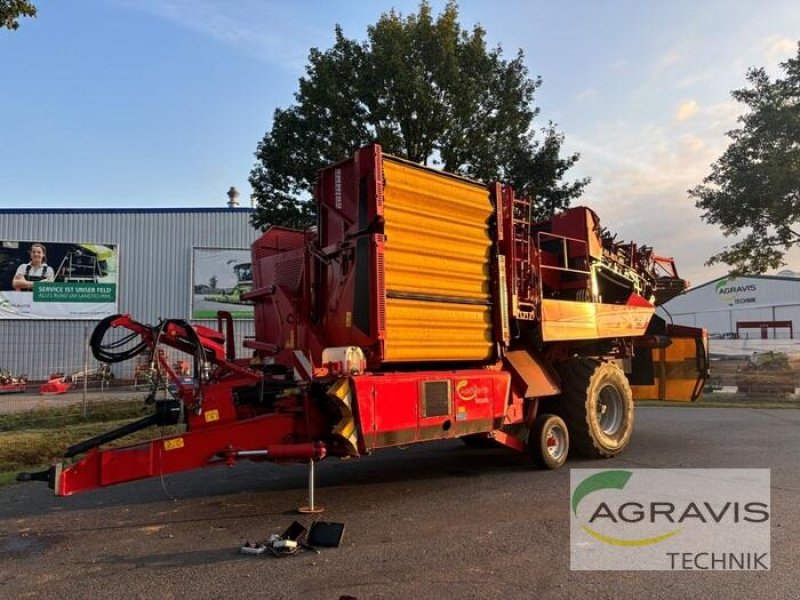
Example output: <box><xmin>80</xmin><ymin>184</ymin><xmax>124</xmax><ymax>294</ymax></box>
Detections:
<box><xmin>0</xmin><ymin>240</ymin><xmax>119</xmax><ymax>320</ymax></box>
<box><xmin>191</xmin><ymin>248</ymin><xmax>254</xmax><ymax>319</ymax></box>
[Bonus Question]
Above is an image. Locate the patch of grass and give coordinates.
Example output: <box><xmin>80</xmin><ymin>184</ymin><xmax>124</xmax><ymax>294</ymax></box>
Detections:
<box><xmin>0</xmin><ymin>470</ymin><xmax>21</xmax><ymax>487</ymax></box>
<box><xmin>0</xmin><ymin>399</ymin><xmax>146</xmax><ymax>432</ymax></box>
<box><xmin>0</xmin><ymin>420</ymin><xmax>134</xmax><ymax>472</ymax></box>
<box><xmin>0</xmin><ymin>401</ymin><xmax>183</xmax><ymax>485</ymax></box>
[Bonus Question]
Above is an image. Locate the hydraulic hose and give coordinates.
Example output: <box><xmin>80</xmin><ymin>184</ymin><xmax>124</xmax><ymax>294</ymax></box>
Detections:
<box><xmin>90</xmin><ymin>314</ymin><xmax>150</xmax><ymax>363</ymax></box>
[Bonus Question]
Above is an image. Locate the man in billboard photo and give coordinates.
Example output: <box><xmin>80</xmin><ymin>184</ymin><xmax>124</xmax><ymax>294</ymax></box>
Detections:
<box><xmin>12</xmin><ymin>243</ymin><xmax>55</xmax><ymax>291</ymax></box>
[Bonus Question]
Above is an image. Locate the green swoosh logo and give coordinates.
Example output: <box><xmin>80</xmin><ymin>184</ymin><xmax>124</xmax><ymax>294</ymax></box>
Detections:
<box><xmin>573</xmin><ymin>470</ymin><xmax>681</xmax><ymax>546</ymax></box>
<box><xmin>572</xmin><ymin>470</ymin><xmax>632</xmax><ymax>516</ymax></box>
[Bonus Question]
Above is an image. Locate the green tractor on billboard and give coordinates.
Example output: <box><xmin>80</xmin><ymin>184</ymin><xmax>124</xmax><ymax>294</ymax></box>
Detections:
<box><xmin>208</xmin><ymin>262</ymin><xmax>253</xmax><ymax>305</ymax></box>
<box><xmin>54</xmin><ymin>244</ymin><xmax>114</xmax><ymax>283</ymax></box>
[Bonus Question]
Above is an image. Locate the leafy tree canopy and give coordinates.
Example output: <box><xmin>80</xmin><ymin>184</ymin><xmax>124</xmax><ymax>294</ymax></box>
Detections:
<box><xmin>690</xmin><ymin>42</ymin><xmax>800</xmax><ymax>276</ymax></box>
<box><xmin>250</xmin><ymin>1</ymin><xmax>587</xmax><ymax>230</ymax></box>
<box><xmin>0</xmin><ymin>0</ymin><xmax>36</xmax><ymax>31</ymax></box>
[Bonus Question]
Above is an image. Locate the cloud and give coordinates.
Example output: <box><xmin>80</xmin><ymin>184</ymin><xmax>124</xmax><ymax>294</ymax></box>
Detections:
<box><xmin>111</xmin><ymin>0</ymin><xmax>325</xmax><ymax>71</ymax></box>
<box><xmin>674</xmin><ymin>72</ymin><xmax>713</xmax><ymax>90</ymax></box>
<box><xmin>733</xmin><ymin>35</ymin><xmax>797</xmax><ymax>79</ymax></box>
<box><xmin>563</xmin><ymin>102</ymin><xmax>743</xmax><ymax>285</ymax></box>
<box><xmin>565</xmin><ymin>79</ymin><xmax>781</xmax><ymax>284</ymax></box>
<box><xmin>611</xmin><ymin>58</ymin><xmax>630</xmax><ymax>71</ymax></box>
<box><xmin>660</xmin><ymin>48</ymin><xmax>686</xmax><ymax>68</ymax></box>
<box><xmin>575</xmin><ymin>87</ymin><xmax>598</xmax><ymax>104</ymax></box>
<box><xmin>765</xmin><ymin>35</ymin><xmax>796</xmax><ymax>63</ymax></box>
<box><xmin>674</xmin><ymin>100</ymin><xmax>699</xmax><ymax>122</ymax></box>
<box><xmin>680</xmin><ymin>134</ymin><xmax>705</xmax><ymax>154</ymax></box>
<box><xmin>705</xmin><ymin>100</ymin><xmax>744</xmax><ymax>129</ymax></box>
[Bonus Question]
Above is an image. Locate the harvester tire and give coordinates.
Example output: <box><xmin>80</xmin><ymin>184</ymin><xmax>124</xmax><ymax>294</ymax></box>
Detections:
<box><xmin>529</xmin><ymin>414</ymin><xmax>569</xmax><ymax>469</ymax></box>
<box><xmin>553</xmin><ymin>359</ymin><xmax>634</xmax><ymax>458</ymax></box>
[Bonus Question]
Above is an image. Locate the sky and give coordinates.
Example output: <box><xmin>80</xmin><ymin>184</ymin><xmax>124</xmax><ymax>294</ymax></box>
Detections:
<box><xmin>1</xmin><ymin>0</ymin><xmax>798</xmax><ymax>286</ymax></box>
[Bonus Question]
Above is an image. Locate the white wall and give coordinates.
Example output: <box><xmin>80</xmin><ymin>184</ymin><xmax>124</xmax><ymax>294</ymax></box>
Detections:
<box><xmin>661</xmin><ymin>275</ymin><xmax>800</xmax><ymax>339</ymax></box>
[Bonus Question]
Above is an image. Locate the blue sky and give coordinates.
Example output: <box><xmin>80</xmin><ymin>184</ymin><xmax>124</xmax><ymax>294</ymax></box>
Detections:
<box><xmin>1</xmin><ymin>0</ymin><xmax>798</xmax><ymax>283</ymax></box>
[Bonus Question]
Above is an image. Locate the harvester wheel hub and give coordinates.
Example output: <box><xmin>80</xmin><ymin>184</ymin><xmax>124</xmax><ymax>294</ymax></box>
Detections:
<box><xmin>545</xmin><ymin>426</ymin><xmax>566</xmax><ymax>460</ymax></box>
<box><xmin>597</xmin><ymin>384</ymin><xmax>624</xmax><ymax>435</ymax></box>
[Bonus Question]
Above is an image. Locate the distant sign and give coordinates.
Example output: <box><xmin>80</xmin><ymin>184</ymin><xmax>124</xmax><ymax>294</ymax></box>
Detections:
<box><xmin>191</xmin><ymin>248</ymin><xmax>254</xmax><ymax>319</ymax></box>
<box><xmin>0</xmin><ymin>240</ymin><xmax>119</xmax><ymax>320</ymax></box>
<box><xmin>715</xmin><ymin>279</ymin><xmax>759</xmax><ymax>306</ymax></box>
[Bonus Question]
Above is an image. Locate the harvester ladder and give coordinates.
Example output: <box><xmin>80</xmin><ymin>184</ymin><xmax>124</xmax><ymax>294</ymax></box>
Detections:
<box><xmin>511</xmin><ymin>195</ymin><xmax>537</xmax><ymax>319</ymax></box>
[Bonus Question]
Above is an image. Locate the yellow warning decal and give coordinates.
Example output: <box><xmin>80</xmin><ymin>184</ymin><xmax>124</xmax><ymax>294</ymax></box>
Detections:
<box><xmin>205</xmin><ymin>409</ymin><xmax>220</xmax><ymax>423</ymax></box>
<box><xmin>327</xmin><ymin>378</ymin><xmax>359</xmax><ymax>457</ymax></box>
<box><xmin>163</xmin><ymin>437</ymin><xmax>185</xmax><ymax>451</ymax></box>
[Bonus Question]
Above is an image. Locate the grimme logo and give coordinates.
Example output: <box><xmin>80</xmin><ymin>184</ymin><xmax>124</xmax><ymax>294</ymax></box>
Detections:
<box><xmin>455</xmin><ymin>379</ymin><xmax>490</xmax><ymax>403</ymax></box>
<box><xmin>570</xmin><ymin>469</ymin><xmax>771</xmax><ymax>571</ymax></box>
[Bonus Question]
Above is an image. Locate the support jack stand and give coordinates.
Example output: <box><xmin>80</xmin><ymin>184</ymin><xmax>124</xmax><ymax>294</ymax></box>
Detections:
<box><xmin>297</xmin><ymin>459</ymin><xmax>324</xmax><ymax>514</ymax></box>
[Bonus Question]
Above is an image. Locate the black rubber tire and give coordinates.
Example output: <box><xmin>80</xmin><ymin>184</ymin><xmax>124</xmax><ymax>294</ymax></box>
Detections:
<box><xmin>529</xmin><ymin>414</ymin><xmax>569</xmax><ymax>469</ymax></box>
<box><xmin>552</xmin><ymin>359</ymin><xmax>634</xmax><ymax>458</ymax></box>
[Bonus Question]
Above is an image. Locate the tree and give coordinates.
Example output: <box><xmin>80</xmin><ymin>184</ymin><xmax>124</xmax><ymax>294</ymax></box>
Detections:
<box><xmin>0</xmin><ymin>0</ymin><xmax>36</xmax><ymax>31</ymax></box>
<box><xmin>690</xmin><ymin>43</ymin><xmax>800</xmax><ymax>275</ymax></box>
<box><xmin>250</xmin><ymin>1</ymin><xmax>587</xmax><ymax>230</ymax></box>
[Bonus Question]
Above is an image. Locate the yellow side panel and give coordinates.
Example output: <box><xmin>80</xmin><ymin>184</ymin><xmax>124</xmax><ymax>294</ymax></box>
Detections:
<box><xmin>383</xmin><ymin>159</ymin><xmax>492</xmax><ymax>300</ymax></box>
<box><xmin>384</xmin><ymin>298</ymin><xmax>494</xmax><ymax>362</ymax></box>
<box><xmin>381</xmin><ymin>159</ymin><xmax>494</xmax><ymax>361</ymax></box>
<box><xmin>631</xmin><ymin>337</ymin><xmax>705</xmax><ymax>402</ymax></box>
<box><xmin>540</xmin><ymin>299</ymin><xmax>653</xmax><ymax>341</ymax></box>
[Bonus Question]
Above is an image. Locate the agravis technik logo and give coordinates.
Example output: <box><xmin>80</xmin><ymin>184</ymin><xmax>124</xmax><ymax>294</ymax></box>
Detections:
<box><xmin>570</xmin><ymin>469</ymin><xmax>770</xmax><ymax>571</ymax></box>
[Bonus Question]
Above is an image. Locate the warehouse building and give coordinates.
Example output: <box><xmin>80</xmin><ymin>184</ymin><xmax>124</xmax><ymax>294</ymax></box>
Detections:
<box><xmin>0</xmin><ymin>205</ymin><xmax>261</xmax><ymax>381</ymax></box>
<box><xmin>659</xmin><ymin>273</ymin><xmax>800</xmax><ymax>341</ymax></box>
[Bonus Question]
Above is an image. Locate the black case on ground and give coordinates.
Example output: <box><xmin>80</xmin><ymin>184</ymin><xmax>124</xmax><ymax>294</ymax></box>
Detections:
<box><xmin>308</xmin><ymin>521</ymin><xmax>345</xmax><ymax>547</ymax></box>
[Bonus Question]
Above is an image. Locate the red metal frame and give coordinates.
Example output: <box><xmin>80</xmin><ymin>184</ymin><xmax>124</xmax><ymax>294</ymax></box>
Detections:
<box><xmin>57</xmin><ymin>413</ymin><xmax>326</xmax><ymax>496</ymax></box>
<box><xmin>351</xmin><ymin>369</ymin><xmax>512</xmax><ymax>452</ymax></box>
<box><xmin>736</xmin><ymin>320</ymin><xmax>793</xmax><ymax>340</ymax></box>
<box><xmin>54</xmin><ymin>314</ymin><xmax>333</xmax><ymax>496</ymax></box>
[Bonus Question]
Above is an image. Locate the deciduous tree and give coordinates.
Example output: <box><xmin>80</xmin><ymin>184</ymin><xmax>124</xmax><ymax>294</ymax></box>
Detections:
<box><xmin>690</xmin><ymin>43</ymin><xmax>800</xmax><ymax>275</ymax></box>
<box><xmin>250</xmin><ymin>1</ymin><xmax>587</xmax><ymax>230</ymax></box>
<box><xmin>0</xmin><ymin>0</ymin><xmax>36</xmax><ymax>31</ymax></box>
